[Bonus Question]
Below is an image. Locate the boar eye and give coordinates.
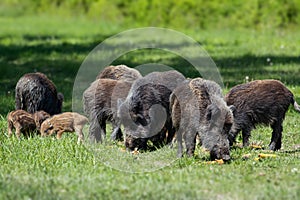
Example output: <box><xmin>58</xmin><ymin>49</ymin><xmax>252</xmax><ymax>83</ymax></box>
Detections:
<box><xmin>47</xmin><ymin>122</ymin><xmax>53</xmax><ymax>128</ymax></box>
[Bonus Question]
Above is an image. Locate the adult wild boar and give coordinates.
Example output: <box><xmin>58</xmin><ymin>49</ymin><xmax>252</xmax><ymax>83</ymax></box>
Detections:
<box><xmin>118</xmin><ymin>70</ymin><xmax>186</xmax><ymax>151</ymax></box>
<box><xmin>170</xmin><ymin>78</ymin><xmax>234</xmax><ymax>161</ymax></box>
<box><xmin>83</xmin><ymin>79</ymin><xmax>134</xmax><ymax>142</ymax></box>
<box><xmin>40</xmin><ymin>112</ymin><xmax>88</xmax><ymax>144</ymax></box>
<box><xmin>225</xmin><ymin>79</ymin><xmax>300</xmax><ymax>150</ymax></box>
<box><xmin>15</xmin><ymin>72</ymin><xmax>64</xmax><ymax>115</ymax></box>
<box><xmin>96</xmin><ymin>65</ymin><xmax>142</xmax><ymax>81</ymax></box>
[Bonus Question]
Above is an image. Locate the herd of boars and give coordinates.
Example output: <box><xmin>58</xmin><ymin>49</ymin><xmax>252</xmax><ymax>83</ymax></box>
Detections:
<box><xmin>7</xmin><ymin>65</ymin><xmax>300</xmax><ymax>161</ymax></box>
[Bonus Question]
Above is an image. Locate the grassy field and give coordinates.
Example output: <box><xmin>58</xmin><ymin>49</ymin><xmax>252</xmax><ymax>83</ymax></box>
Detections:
<box><xmin>0</xmin><ymin>15</ymin><xmax>300</xmax><ymax>199</ymax></box>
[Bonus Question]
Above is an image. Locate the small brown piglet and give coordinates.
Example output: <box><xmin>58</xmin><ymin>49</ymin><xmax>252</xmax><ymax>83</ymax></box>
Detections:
<box><xmin>7</xmin><ymin>110</ymin><xmax>36</xmax><ymax>138</ymax></box>
<box><xmin>40</xmin><ymin>112</ymin><xmax>89</xmax><ymax>144</ymax></box>
<box><xmin>33</xmin><ymin>110</ymin><xmax>51</xmax><ymax>130</ymax></box>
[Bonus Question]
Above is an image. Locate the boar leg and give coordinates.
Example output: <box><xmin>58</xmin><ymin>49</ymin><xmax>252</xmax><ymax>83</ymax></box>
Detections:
<box><xmin>89</xmin><ymin>118</ymin><xmax>102</xmax><ymax>143</ymax></box>
<box><xmin>56</xmin><ymin>130</ymin><xmax>64</xmax><ymax>139</ymax></box>
<box><xmin>166</xmin><ymin>123</ymin><xmax>175</xmax><ymax>144</ymax></box>
<box><xmin>7</xmin><ymin>120</ymin><xmax>13</xmax><ymax>137</ymax></box>
<box><xmin>99</xmin><ymin>120</ymin><xmax>106</xmax><ymax>139</ymax></box>
<box><xmin>110</xmin><ymin>122</ymin><xmax>123</xmax><ymax>141</ymax></box>
<box><xmin>184</xmin><ymin>130</ymin><xmax>196</xmax><ymax>157</ymax></box>
<box><xmin>15</xmin><ymin>128</ymin><xmax>22</xmax><ymax>138</ymax></box>
<box><xmin>228</xmin><ymin>128</ymin><xmax>240</xmax><ymax>146</ymax></box>
<box><xmin>176</xmin><ymin>130</ymin><xmax>183</xmax><ymax>158</ymax></box>
<box><xmin>242</xmin><ymin>128</ymin><xmax>251</xmax><ymax>147</ymax></box>
<box><xmin>269</xmin><ymin>120</ymin><xmax>283</xmax><ymax>151</ymax></box>
<box><xmin>14</xmin><ymin>123</ymin><xmax>22</xmax><ymax>138</ymax></box>
<box><xmin>75</xmin><ymin>126</ymin><xmax>84</xmax><ymax>144</ymax></box>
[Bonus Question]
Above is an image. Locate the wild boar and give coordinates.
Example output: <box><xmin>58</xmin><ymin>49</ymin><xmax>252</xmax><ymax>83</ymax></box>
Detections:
<box><xmin>83</xmin><ymin>79</ymin><xmax>133</xmax><ymax>142</ymax></box>
<box><xmin>15</xmin><ymin>72</ymin><xmax>64</xmax><ymax>115</ymax></box>
<box><xmin>170</xmin><ymin>78</ymin><xmax>234</xmax><ymax>161</ymax></box>
<box><xmin>7</xmin><ymin>110</ymin><xmax>36</xmax><ymax>138</ymax></box>
<box><xmin>40</xmin><ymin>112</ymin><xmax>88</xmax><ymax>144</ymax></box>
<box><xmin>225</xmin><ymin>79</ymin><xmax>300</xmax><ymax>150</ymax></box>
<box><xmin>118</xmin><ymin>70</ymin><xmax>186</xmax><ymax>151</ymax></box>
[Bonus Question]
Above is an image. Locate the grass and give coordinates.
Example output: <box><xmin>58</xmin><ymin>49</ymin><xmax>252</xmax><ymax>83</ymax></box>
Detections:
<box><xmin>0</xmin><ymin>15</ymin><xmax>300</xmax><ymax>199</ymax></box>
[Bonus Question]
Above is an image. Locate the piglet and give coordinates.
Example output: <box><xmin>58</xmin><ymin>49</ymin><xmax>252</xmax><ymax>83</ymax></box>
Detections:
<box><xmin>40</xmin><ymin>112</ymin><xmax>88</xmax><ymax>144</ymax></box>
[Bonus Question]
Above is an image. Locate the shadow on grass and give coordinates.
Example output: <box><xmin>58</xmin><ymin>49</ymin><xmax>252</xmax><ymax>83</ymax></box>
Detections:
<box><xmin>0</xmin><ymin>35</ymin><xmax>299</xmax><ymax>116</ymax></box>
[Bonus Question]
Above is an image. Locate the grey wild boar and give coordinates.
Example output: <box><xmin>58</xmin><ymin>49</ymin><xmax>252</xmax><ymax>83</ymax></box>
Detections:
<box><xmin>7</xmin><ymin>110</ymin><xmax>36</xmax><ymax>138</ymax></box>
<box><xmin>15</xmin><ymin>72</ymin><xmax>64</xmax><ymax>115</ymax></box>
<box><xmin>225</xmin><ymin>79</ymin><xmax>300</xmax><ymax>150</ymax></box>
<box><xmin>33</xmin><ymin>110</ymin><xmax>51</xmax><ymax>130</ymax></box>
<box><xmin>96</xmin><ymin>65</ymin><xmax>142</xmax><ymax>81</ymax></box>
<box><xmin>118</xmin><ymin>70</ymin><xmax>186</xmax><ymax>151</ymax></box>
<box><xmin>83</xmin><ymin>79</ymin><xmax>133</xmax><ymax>142</ymax></box>
<box><xmin>40</xmin><ymin>112</ymin><xmax>88</xmax><ymax>144</ymax></box>
<box><xmin>170</xmin><ymin>78</ymin><xmax>234</xmax><ymax>161</ymax></box>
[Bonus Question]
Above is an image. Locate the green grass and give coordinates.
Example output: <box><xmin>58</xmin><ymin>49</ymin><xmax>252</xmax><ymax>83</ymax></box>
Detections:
<box><xmin>0</xmin><ymin>15</ymin><xmax>300</xmax><ymax>199</ymax></box>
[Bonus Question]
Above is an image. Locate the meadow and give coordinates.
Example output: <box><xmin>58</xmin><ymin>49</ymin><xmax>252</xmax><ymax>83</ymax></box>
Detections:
<box><xmin>0</xmin><ymin>15</ymin><xmax>300</xmax><ymax>199</ymax></box>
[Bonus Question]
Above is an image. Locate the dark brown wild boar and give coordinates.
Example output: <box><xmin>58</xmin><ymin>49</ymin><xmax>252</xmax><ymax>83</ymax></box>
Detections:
<box><xmin>225</xmin><ymin>79</ymin><xmax>300</xmax><ymax>150</ymax></box>
<box><xmin>170</xmin><ymin>78</ymin><xmax>234</xmax><ymax>161</ymax></box>
<box><xmin>40</xmin><ymin>112</ymin><xmax>88</xmax><ymax>144</ymax></box>
<box><xmin>7</xmin><ymin>110</ymin><xmax>36</xmax><ymax>138</ymax></box>
<box><xmin>15</xmin><ymin>72</ymin><xmax>64</xmax><ymax>115</ymax></box>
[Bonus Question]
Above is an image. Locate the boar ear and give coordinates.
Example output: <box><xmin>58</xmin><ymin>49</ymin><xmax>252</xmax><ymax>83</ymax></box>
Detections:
<box><xmin>206</xmin><ymin>104</ymin><xmax>220</xmax><ymax>122</ymax></box>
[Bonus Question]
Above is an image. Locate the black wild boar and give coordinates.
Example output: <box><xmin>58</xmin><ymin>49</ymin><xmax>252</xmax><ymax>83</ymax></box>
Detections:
<box><xmin>170</xmin><ymin>78</ymin><xmax>233</xmax><ymax>161</ymax></box>
<box><xmin>118</xmin><ymin>70</ymin><xmax>186</xmax><ymax>151</ymax></box>
<box><xmin>7</xmin><ymin>110</ymin><xmax>36</xmax><ymax>138</ymax></box>
<box><xmin>40</xmin><ymin>112</ymin><xmax>88</xmax><ymax>144</ymax></box>
<box><xmin>15</xmin><ymin>72</ymin><xmax>64</xmax><ymax>115</ymax></box>
<box><xmin>96</xmin><ymin>65</ymin><xmax>142</xmax><ymax>81</ymax></box>
<box><xmin>225</xmin><ymin>79</ymin><xmax>300</xmax><ymax>150</ymax></box>
<box><xmin>83</xmin><ymin>79</ymin><xmax>133</xmax><ymax>142</ymax></box>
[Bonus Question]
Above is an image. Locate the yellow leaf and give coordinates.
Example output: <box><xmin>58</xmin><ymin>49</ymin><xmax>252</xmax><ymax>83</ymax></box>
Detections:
<box><xmin>258</xmin><ymin>153</ymin><xmax>277</xmax><ymax>158</ymax></box>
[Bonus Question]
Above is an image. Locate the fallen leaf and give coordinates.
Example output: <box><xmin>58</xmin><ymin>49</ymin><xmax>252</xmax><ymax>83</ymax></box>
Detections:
<box><xmin>131</xmin><ymin>148</ymin><xmax>139</xmax><ymax>155</ymax></box>
<box><xmin>250</xmin><ymin>144</ymin><xmax>262</xmax><ymax>149</ymax></box>
<box><xmin>254</xmin><ymin>157</ymin><xmax>260</xmax><ymax>161</ymax></box>
<box><xmin>205</xmin><ymin>159</ymin><xmax>224</xmax><ymax>165</ymax></box>
<box><xmin>258</xmin><ymin>153</ymin><xmax>277</xmax><ymax>158</ymax></box>
<box><xmin>215</xmin><ymin>159</ymin><xmax>224</xmax><ymax>164</ymax></box>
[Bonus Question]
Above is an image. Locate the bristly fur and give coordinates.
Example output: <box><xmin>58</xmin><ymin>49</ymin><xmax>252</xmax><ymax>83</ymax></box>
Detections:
<box><xmin>225</xmin><ymin>79</ymin><xmax>300</xmax><ymax>151</ymax></box>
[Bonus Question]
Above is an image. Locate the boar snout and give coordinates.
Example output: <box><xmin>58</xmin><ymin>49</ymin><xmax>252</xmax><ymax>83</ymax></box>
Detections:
<box><xmin>41</xmin><ymin>122</ymin><xmax>53</xmax><ymax>136</ymax></box>
<box><xmin>210</xmin><ymin>143</ymin><xmax>231</xmax><ymax>162</ymax></box>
